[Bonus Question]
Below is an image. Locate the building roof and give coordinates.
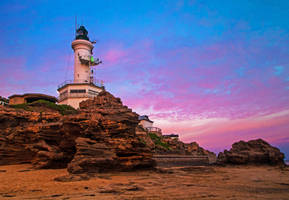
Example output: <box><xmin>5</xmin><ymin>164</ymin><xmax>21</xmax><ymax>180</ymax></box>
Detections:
<box><xmin>163</xmin><ymin>134</ymin><xmax>179</xmax><ymax>138</ymax></box>
<box><xmin>138</xmin><ymin>115</ymin><xmax>153</xmax><ymax>123</ymax></box>
<box><xmin>9</xmin><ymin>93</ymin><xmax>58</xmax><ymax>103</ymax></box>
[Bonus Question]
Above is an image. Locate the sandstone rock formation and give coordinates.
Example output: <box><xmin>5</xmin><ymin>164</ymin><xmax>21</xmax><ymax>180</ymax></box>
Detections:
<box><xmin>0</xmin><ymin>91</ymin><xmax>155</xmax><ymax>173</ymax></box>
<box><xmin>0</xmin><ymin>106</ymin><xmax>63</xmax><ymax>167</ymax></box>
<box><xmin>136</xmin><ymin>127</ymin><xmax>216</xmax><ymax>165</ymax></box>
<box><xmin>68</xmin><ymin>91</ymin><xmax>155</xmax><ymax>173</ymax></box>
<box><xmin>217</xmin><ymin>139</ymin><xmax>285</xmax><ymax>165</ymax></box>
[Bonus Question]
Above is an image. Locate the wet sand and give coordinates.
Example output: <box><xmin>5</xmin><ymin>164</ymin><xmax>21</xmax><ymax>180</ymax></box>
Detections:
<box><xmin>0</xmin><ymin>164</ymin><xmax>288</xmax><ymax>200</ymax></box>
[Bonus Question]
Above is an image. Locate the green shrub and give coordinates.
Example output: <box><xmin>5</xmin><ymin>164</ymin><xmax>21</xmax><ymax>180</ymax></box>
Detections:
<box><xmin>30</xmin><ymin>100</ymin><xmax>77</xmax><ymax>115</ymax></box>
<box><xmin>10</xmin><ymin>103</ymin><xmax>31</xmax><ymax>111</ymax></box>
<box><xmin>10</xmin><ymin>100</ymin><xmax>77</xmax><ymax>115</ymax></box>
<box><xmin>148</xmin><ymin>132</ymin><xmax>170</xmax><ymax>150</ymax></box>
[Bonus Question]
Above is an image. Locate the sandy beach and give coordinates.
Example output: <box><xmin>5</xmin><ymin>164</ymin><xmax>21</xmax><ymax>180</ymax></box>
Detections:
<box><xmin>0</xmin><ymin>164</ymin><xmax>288</xmax><ymax>200</ymax></box>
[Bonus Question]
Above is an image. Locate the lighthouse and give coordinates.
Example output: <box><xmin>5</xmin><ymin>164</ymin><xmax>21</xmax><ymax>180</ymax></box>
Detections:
<box><xmin>57</xmin><ymin>26</ymin><xmax>104</xmax><ymax>109</ymax></box>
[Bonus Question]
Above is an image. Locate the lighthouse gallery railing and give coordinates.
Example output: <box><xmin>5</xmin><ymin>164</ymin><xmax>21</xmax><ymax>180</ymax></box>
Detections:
<box><xmin>57</xmin><ymin>79</ymin><xmax>104</xmax><ymax>89</ymax></box>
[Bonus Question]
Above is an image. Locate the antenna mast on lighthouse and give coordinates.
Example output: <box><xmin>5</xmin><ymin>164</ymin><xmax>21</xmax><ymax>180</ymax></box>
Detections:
<box><xmin>75</xmin><ymin>16</ymin><xmax>77</xmax><ymax>37</ymax></box>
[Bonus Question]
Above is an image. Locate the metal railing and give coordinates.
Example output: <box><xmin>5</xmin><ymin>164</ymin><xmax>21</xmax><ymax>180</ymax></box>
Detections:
<box><xmin>58</xmin><ymin>79</ymin><xmax>104</xmax><ymax>89</ymax></box>
<box><xmin>58</xmin><ymin>92</ymin><xmax>99</xmax><ymax>101</ymax></box>
<box><xmin>146</xmin><ymin>127</ymin><xmax>162</xmax><ymax>133</ymax></box>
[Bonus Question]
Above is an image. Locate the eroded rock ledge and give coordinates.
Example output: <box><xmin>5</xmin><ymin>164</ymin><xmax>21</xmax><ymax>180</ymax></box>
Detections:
<box><xmin>0</xmin><ymin>91</ymin><xmax>155</xmax><ymax>173</ymax></box>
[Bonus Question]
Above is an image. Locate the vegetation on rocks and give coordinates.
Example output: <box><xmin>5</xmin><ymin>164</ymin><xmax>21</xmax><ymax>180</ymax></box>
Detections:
<box><xmin>148</xmin><ymin>132</ymin><xmax>170</xmax><ymax>150</ymax></box>
<box><xmin>9</xmin><ymin>103</ymin><xmax>31</xmax><ymax>111</ymax></box>
<box><xmin>10</xmin><ymin>100</ymin><xmax>77</xmax><ymax>115</ymax></box>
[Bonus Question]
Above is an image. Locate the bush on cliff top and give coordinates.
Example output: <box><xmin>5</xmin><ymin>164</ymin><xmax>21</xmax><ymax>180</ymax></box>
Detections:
<box><xmin>10</xmin><ymin>100</ymin><xmax>77</xmax><ymax>115</ymax></box>
<box><xmin>10</xmin><ymin>103</ymin><xmax>31</xmax><ymax>111</ymax></box>
<box><xmin>148</xmin><ymin>132</ymin><xmax>170</xmax><ymax>150</ymax></box>
<box><xmin>30</xmin><ymin>100</ymin><xmax>77</xmax><ymax>115</ymax></box>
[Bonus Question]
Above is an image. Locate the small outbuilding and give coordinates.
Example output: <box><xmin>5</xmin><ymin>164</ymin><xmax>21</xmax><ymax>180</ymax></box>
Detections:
<box><xmin>9</xmin><ymin>93</ymin><xmax>58</xmax><ymax>105</ymax></box>
<box><xmin>138</xmin><ymin>115</ymin><xmax>162</xmax><ymax>136</ymax></box>
<box><xmin>138</xmin><ymin>115</ymin><xmax>154</xmax><ymax>129</ymax></box>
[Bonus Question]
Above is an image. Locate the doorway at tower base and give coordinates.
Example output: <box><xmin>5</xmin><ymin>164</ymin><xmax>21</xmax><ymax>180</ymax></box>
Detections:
<box><xmin>57</xmin><ymin>83</ymin><xmax>104</xmax><ymax>109</ymax></box>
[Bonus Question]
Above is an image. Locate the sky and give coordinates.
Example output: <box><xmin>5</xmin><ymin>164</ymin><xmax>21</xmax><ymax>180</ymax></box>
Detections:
<box><xmin>0</xmin><ymin>0</ymin><xmax>288</xmax><ymax>158</ymax></box>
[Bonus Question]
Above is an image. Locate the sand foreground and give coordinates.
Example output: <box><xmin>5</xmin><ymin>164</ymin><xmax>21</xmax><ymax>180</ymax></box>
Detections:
<box><xmin>0</xmin><ymin>164</ymin><xmax>288</xmax><ymax>200</ymax></box>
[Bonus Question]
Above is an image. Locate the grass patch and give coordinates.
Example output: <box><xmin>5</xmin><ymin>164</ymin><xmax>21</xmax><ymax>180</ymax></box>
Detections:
<box><xmin>10</xmin><ymin>100</ymin><xmax>77</xmax><ymax>115</ymax></box>
<box><xmin>10</xmin><ymin>103</ymin><xmax>31</xmax><ymax>111</ymax></box>
<box><xmin>30</xmin><ymin>100</ymin><xmax>77</xmax><ymax>115</ymax></box>
<box><xmin>148</xmin><ymin>132</ymin><xmax>170</xmax><ymax>150</ymax></box>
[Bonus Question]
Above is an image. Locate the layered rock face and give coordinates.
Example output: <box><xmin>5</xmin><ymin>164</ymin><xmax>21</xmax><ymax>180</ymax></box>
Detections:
<box><xmin>0</xmin><ymin>106</ymin><xmax>66</xmax><ymax>167</ymax></box>
<box><xmin>0</xmin><ymin>91</ymin><xmax>155</xmax><ymax>173</ymax></box>
<box><xmin>217</xmin><ymin>139</ymin><xmax>285</xmax><ymax>165</ymax></box>
<box><xmin>136</xmin><ymin>128</ymin><xmax>216</xmax><ymax>165</ymax></box>
<box><xmin>68</xmin><ymin>91</ymin><xmax>155</xmax><ymax>173</ymax></box>
<box><xmin>165</xmin><ymin>139</ymin><xmax>215</xmax><ymax>157</ymax></box>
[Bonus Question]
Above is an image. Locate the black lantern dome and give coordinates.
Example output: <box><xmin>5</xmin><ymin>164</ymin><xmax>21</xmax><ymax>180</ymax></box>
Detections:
<box><xmin>75</xmin><ymin>25</ymin><xmax>89</xmax><ymax>41</ymax></box>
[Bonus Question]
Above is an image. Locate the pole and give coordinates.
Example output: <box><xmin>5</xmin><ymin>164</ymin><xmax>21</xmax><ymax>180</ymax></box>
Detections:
<box><xmin>75</xmin><ymin>16</ymin><xmax>77</xmax><ymax>36</ymax></box>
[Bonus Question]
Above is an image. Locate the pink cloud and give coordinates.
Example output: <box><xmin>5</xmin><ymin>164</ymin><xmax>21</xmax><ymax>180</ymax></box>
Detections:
<box><xmin>0</xmin><ymin>53</ymin><xmax>66</xmax><ymax>97</ymax></box>
<box><xmin>116</xmin><ymin>36</ymin><xmax>289</xmax><ymax>120</ymax></box>
<box><xmin>152</xmin><ymin>110</ymin><xmax>289</xmax><ymax>153</ymax></box>
<box><xmin>95</xmin><ymin>35</ymin><xmax>289</xmax><ymax>156</ymax></box>
<box><xmin>103</xmin><ymin>48</ymin><xmax>127</xmax><ymax>64</ymax></box>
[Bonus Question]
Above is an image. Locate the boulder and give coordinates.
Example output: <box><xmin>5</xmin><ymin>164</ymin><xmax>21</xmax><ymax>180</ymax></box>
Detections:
<box><xmin>217</xmin><ymin>139</ymin><xmax>285</xmax><ymax>165</ymax></box>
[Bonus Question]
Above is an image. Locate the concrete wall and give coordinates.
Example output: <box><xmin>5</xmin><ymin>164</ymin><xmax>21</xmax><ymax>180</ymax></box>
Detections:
<box><xmin>59</xmin><ymin>98</ymin><xmax>90</xmax><ymax>109</ymax></box>
<box><xmin>58</xmin><ymin>84</ymin><xmax>103</xmax><ymax>109</ymax></box>
<box><xmin>153</xmin><ymin>154</ymin><xmax>210</xmax><ymax>167</ymax></box>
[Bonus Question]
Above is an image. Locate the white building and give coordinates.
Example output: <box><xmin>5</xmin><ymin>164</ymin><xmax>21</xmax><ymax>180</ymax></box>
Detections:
<box><xmin>138</xmin><ymin>115</ymin><xmax>154</xmax><ymax>129</ymax></box>
<box><xmin>139</xmin><ymin>115</ymin><xmax>162</xmax><ymax>136</ymax></box>
<box><xmin>57</xmin><ymin>26</ymin><xmax>104</xmax><ymax>109</ymax></box>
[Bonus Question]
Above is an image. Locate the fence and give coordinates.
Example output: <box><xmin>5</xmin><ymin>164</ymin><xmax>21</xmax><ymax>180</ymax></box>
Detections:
<box><xmin>58</xmin><ymin>93</ymin><xmax>98</xmax><ymax>101</ymax></box>
<box><xmin>57</xmin><ymin>79</ymin><xmax>104</xmax><ymax>89</ymax></box>
<box><xmin>146</xmin><ymin>127</ymin><xmax>162</xmax><ymax>133</ymax></box>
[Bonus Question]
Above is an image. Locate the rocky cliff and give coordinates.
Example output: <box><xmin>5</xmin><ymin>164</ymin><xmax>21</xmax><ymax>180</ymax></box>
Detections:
<box><xmin>217</xmin><ymin>139</ymin><xmax>285</xmax><ymax>165</ymax></box>
<box><xmin>136</xmin><ymin>127</ymin><xmax>217</xmax><ymax>165</ymax></box>
<box><xmin>3</xmin><ymin>91</ymin><xmax>282</xmax><ymax>172</ymax></box>
<box><xmin>0</xmin><ymin>91</ymin><xmax>155</xmax><ymax>173</ymax></box>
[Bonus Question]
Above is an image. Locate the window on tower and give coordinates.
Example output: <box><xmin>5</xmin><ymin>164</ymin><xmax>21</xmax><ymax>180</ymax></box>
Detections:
<box><xmin>70</xmin><ymin>89</ymin><xmax>86</xmax><ymax>93</ymax></box>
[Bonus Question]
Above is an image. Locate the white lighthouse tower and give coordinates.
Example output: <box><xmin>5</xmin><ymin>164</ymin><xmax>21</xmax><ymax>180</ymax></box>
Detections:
<box><xmin>57</xmin><ymin>26</ymin><xmax>104</xmax><ymax>109</ymax></box>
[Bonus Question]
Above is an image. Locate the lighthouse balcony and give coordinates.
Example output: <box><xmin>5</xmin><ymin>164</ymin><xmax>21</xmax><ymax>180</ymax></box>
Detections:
<box><xmin>57</xmin><ymin>79</ymin><xmax>104</xmax><ymax>90</ymax></box>
<box><xmin>57</xmin><ymin>80</ymin><xmax>104</xmax><ymax>103</ymax></box>
<box><xmin>78</xmin><ymin>55</ymin><xmax>102</xmax><ymax>66</ymax></box>
<box><xmin>58</xmin><ymin>92</ymin><xmax>99</xmax><ymax>102</ymax></box>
